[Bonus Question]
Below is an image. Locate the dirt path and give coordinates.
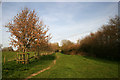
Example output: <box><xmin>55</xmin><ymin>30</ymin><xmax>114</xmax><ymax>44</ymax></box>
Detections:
<box><xmin>24</xmin><ymin>53</ymin><xmax>58</xmax><ymax>80</ymax></box>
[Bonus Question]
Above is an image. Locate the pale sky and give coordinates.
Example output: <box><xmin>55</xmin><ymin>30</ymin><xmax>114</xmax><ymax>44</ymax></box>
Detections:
<box><xmin>1</xmin><ymin>2</ymin><xmax>118</xmax><ymax>49</ymax></box>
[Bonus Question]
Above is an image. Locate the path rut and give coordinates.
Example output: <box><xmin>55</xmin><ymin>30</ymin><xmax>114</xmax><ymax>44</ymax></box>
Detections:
<box><xmin>24</xmin><ymin>53</ymin><xmax>58</xmax><ymax>80</ymax></box>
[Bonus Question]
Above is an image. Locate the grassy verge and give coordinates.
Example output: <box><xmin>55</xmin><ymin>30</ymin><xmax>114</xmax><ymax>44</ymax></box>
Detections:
<box><xmin>2</xmin><ymin>51</ymin><xmax>35</xmax><ymax>63</ymax></box>
<box><xmin>2</xmin><ymin>53</ymin><xmax>56</xmax><ymax>78</ymax></box>
<box><xmin>2</xmin><ymin>51</ymin><xmax>17</xmax><ymax>62</ymax></box>
<box><xmin>33</xmin><ymin>53</ymin><xmax>118</xmax><ymax>78</ymax></box>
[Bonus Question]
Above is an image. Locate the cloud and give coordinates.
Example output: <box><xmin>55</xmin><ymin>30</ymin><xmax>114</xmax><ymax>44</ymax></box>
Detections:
<box><xmin>1</xmin><ymin>2</ymin><xmax>118</xmax><ymax>48</ymax></box>
<box><xmin>48</xmin><ymin>8</ymin><xmax>117</xmax><ymax>45</ymax></box>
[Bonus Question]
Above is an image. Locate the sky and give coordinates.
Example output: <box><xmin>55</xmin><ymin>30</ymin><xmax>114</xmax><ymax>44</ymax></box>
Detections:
<box><xmin>1</xmin><ymin>2</ymin><xmax>118</xmax><ymax>49</ymax></box>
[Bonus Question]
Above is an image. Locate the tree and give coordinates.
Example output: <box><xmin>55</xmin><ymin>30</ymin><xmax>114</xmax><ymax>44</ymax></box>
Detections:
<box><xmin>61</xmin><ymin>40</ymin><xmax>74</xmax><ymax>47</ymax></box>
<box><xmin>32</xmin><ymin>21</ymin><xmax>51</xmax><ymax>56</ymax></box>
<box><xmin>5</xmin><ymin>8</ymin><xmax>51</xmax><ymax>54</ymax></box>
<box><xmin>78</xmin><ymin>16</ymin><xmax>120</xmax><ymax>60</ymax></box>
<box><xmin>61</xmin><ymin>40</ymin><xmax>75</xmax><ymax>54</ymax></box>
<box><xmin>49</xmin><ymin>42</ymin><xmax>59</xmax><ymax>52</ymax></box>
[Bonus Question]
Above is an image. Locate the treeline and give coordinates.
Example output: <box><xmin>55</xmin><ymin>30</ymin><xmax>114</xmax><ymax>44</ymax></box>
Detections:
<box><xmin>1</xmin><ymin>42</ymin><xmax>59</xmax><ymax>53</ymax></box>
<box><xmin>61</xmin><ymin>16</ymin><xmax>120</xmax><ymax>60</ymax></box>
<box><xmin>2</xmin><ymin>47</ymin><xmax>14</xmax><ymax>52</ymax></box>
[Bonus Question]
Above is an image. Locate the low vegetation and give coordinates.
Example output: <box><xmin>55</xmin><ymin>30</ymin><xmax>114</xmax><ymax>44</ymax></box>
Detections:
<box><xmin>33</xmin><ymin>53</ymin><xmax>118</xmax><ymax>78</ymax></box>
<box><xmin>61</xmin><ymin>16</ymin><xmax>120</xmax><ymax>60</ymax></box>
<box><xmin>2</xmin><ymin>52</ymin><xmax>56</xmax><ymax>78</ymax></box>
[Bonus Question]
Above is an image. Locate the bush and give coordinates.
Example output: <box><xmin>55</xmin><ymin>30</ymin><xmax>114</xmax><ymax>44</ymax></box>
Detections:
<box><xmin>78</xmin><ymin>16</ymin><xmax>120</xmax><ymax>60</ymax></box>
<box><xmin>61</xmin><ymin>16</ymin><xmax>120</xmax><ymax>60</ymax></box>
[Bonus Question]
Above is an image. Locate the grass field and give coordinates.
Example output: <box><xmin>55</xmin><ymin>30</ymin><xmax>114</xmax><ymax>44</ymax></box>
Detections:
<box><xmin>2</xmin><ymin>52</ymin><xmax>56</xmax><ymax>78</ymax></box>
<box><xmin>2</xmin><ymin>51</ymin><xmax>17</xmax><ymax>62</ymax></box>
<box><xmin>2</xmin><ymin>52</ymin><xmax>119</xmax><ymax>78</ymax></box>
<box><xmin>2</xmin><ymin>51</ymin><xmax>35</xmax><ymax>63</ymax></box>
<box><xmin>33</xmin><ymin>53</ymin><xmax>118</xmax><ymax>78</ymax></box>
<box><xmin>2</xmin><ymin>51</ymin><xmax>51</xmax><ymax>63</ymax></box>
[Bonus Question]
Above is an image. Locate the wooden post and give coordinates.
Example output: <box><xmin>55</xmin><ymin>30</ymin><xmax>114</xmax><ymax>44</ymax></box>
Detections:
<box><xmin>26</xmin><ymin>53</ymin><xmax>27</xmax><ymax>64</ymax></box>
<box><xmin>16</xmin><ymin>53</ymin><xmax>30</xmax><ymax>64</ymax></box>
<box><xmin>17</xmin><ymin>53</ymin><xmax>18</xmax><ymax>64</ymax></box>
<box><xmin>22</xmin><ymin>53</ymin><xmax>25</xmax><ymax>64</ymax></box>
<box><xmin>18</xmin><ymin>53</ymin><xmax>19</xmax><ymax>64</ymax></box>
<box><xmin>4</xmin><ymin>56</ymin><xmax>5</xmax><ymax>64</ymax></box>
<box><xmin>21</xmin><ymin>54</ymin><xmax>22</xmax><ymax>63</ymax></box>
<box><xmin>24</xmin><ymin>53</ymin><xmax>25</xmax><ymax>64</ymax></box>
<box><xmin>34</xmin><ymin>52</ymin><xmax>35</xmax><ymax>57</ymax></box>
<box><xmin>27</xmin><ymin>53</ymin><xmax>29</xmax><ymax>64</ymax></box>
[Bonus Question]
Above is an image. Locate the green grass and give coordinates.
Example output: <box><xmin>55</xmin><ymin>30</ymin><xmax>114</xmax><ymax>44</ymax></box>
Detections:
<box><xmin>2</xmin><ymin>51</ymin><xmax>36</xmax><ymax>63</ymax></box>
<box><xmin>2</xmin><ymin>52</ymin><xmax>118</xmax><ymax>78</ymax></box>
<box><xmin>2</xmin><ymin>53</ymin><xmax>56</xmax><ymax>78</ymax></box>
<box><xmin>33</xmin><ymin>53</ymin><xmax>118</xmax><ymax>78</ymax></box>
<box><xmin>2</xmin><ymin>51</ymin><xmax>17</xmax><ymax>62</ymax></box>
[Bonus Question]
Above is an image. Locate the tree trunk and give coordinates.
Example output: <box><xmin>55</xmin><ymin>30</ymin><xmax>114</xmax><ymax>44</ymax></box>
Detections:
<box><xmin>23</xmin><ymin>48</ymin><xmax>26</xmax><ymax>53</ymax></box>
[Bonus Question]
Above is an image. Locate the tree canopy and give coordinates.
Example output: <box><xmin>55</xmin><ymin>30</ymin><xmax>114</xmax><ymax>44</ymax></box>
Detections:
<box><xmin>5</xmin><ymin>8</ymin><xmax>51</xmax><ymax>54</ymax></box>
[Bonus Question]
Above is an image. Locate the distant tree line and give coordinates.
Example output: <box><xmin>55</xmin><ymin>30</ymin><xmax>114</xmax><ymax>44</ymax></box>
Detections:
<box><xmin>2</xmin><ymin>47</ymin><xmax>14</xmax><ymax>52</ymax></box>
<box><xmin>61</xmin><ymin>16</ymin><xmax>120</xmax><ymax>60</ymax></box>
